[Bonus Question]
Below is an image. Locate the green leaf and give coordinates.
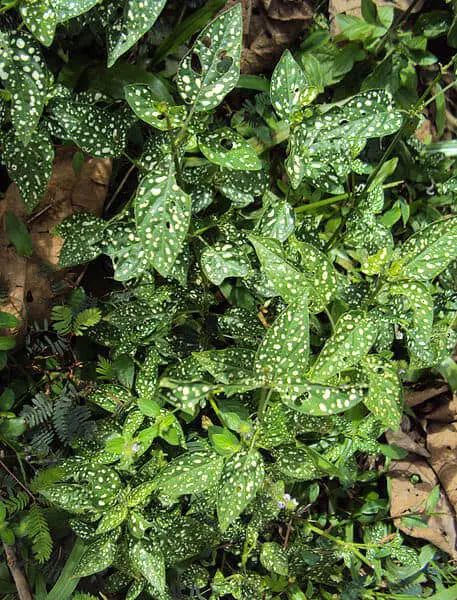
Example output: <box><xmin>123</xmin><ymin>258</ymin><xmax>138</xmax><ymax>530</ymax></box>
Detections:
<box><xmin>125</xmin><ymin>85</ymin><xmax>187</xmax><ymax>130</ymax></box>
<box><xmin>217</xmin><ymin>449</ymin><xmax>264</xmax><ymax>531</ymax></box>
<box><xmin>136</xmin><ymin>347</ymin><xmax>161</xmax><ymax>400</ymax></box>
<box><xmin>20</xmin><ymin>0</ymin><xmax>57</xmax><ymax>47</ymax></box>
<box><xmin>3</xmin><ymin>129</ymin><xmax>54</xmax><ymax>212</ymax></box>
<box><xmin>128</xmin><ymin>541</ymin><xmax>166</xmax><ymax>594</ymax></box>
<box><xmin>216</xmin><ymin>168</ymin><xmax>268</xmax><ymax>207</ymax></box>
<box><xmin>361</xmin><ymin>0</ymin><xmax>378</xmax><ymax>24</ymax></box>
<box><xmin>54</xmin><ymin>212</ymin><xmax>105</xmax><ymax>268</ymax></box>
<box><xmin>280</xmin><ymin>381</ymin><xmax>365</xmax><ymax>415</ymax></box>
<box><xmin>248</xmin><ymin>235</ymin><xmax>308</xmax><ymax>303</ymax></box>
<box><xmin>102</xmin><ymin>223</ymin><xmax>147</xmax><ymax>281</ymax></box>
<box><xmin>74</xmin><ymin>533</ymin><xmax>119</xmax><ymax>577</ymax></box>
<box><xmin>361</xmin><ymin>355</ymin><xmax>402</xmax><ymax>430</ymax></box>
<box><xmin>260</xmin><ymin>542</ymin><xmax>289</xmax><ymax>576</ymax></box>
<box><xmin>40</xmin><ymin>484</ymin><xmax>92</xmax><ymax>514</ymax></box>
<box><xmin>52</xmin><ymin>0</ymin><xmax>100</xmax><ymax>22</ymax></box>
<box><xmin>209</xmin><ymin>426</ymin><xmax>241</xmax><ymax>456</ymax></box>
<box><xmin>176</xmin><ymin>4</ymin><xmax>242</xmax><ymax>111</ymax></box>
<box><xmin>107</xmin><ymin>0</ymin><xmax>167</xmax><ymax>67</ymax></box>
<box><xmin>198</xmin><ymin>128</ymin><xmax>261</xmax><ymax>171</ymax></box>
<box><xmin>255</xmin><ymin>295</ymin><xmax>309</xmax><ymax>386</ymax></box>
<box><xmin>270</xmin><ymin>50</ymin><xmax>318</xmax><ymax>120</ymax></box>
<box><xmin>274</xmin><ymin>446</ymin><xmax>323</xmax><ymax>481</ymax></box>
<box><xmin>155</xmin><ymin>450</ymin><xmax>224</xmax><ymax>498</ymax></box>
<box><xmin>201</xmin><ymin>242</ymin><xmax>250</xmax><ymax>285</ymax></box>
<box><xmin>0</xmin><ymin>337</ymin><xmax>16</xmax><ymax>351</ymax></box>
<box><xmin>425</xmin><ymin>484</ymin><xmax>440</xmax><ymax>515</ymax></box>
<box><xmin>258</xmin><ymin>194</ymin><xmax>294</xmax><ymax>242</ymax></box>
<box><xmin>194</xmin><ymin>348</ymin><xmax>257</xmax><ymax>386</ymax></box>
<box><xmin>0</xmin><ymin>312</ymin><xmax>19</xmax><ymax>329</ymax></box>
<box><xmin>95</xmin><ymin>505</ymin><xmax>128</xmax><ymax>535</ymax></box>
<box><xmin>0</xmin><ymin>32</ymin><xmax>49</xmax><ymax>142</ymax></box>
<box><xmin>134</xmin><ymin>171</ymin><xmax>191</xmax><ymax>278</ymax></box>
<box><xmin>309</xmin><ymin>311</ymin><xmax>377</xmax><ymax>383</ymax></box>
<box><xmin>389</xmin><ymin>217</ymin><xmax>457</xmax><ymax>281</ymax></box>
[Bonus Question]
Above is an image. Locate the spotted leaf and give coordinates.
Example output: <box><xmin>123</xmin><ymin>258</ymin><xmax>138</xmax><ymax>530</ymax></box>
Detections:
<box><xmin>217</xmin><ymin>449</ymin><xmax>264</xmax><ymax>531</ymax></box>
<box><xmin>88</xmin><ymin>384</ymin><xmax>132</xmax><ymax>413</ymax></box>
<box><xmin>101</xmin><ymin>222</ymin><xmax>148</xmax><ymax>281</ymax></box>
<box><xmin>125</xmin><ymin>84</ymin><xmax>187</xmax><ymax>130</ymax></box>
<box><xmin>193</xmin><ymin>348</ymin><xmax>258</xmax><ymax>386</ymax></box>
<box><xmin>20</xmin><ymin>0</ymin><xmax>57</xmax><ymax>47</ymax></box>
<box><xmin>134</xmin><ymin>171</ymin><xmax>191</xmax><ymax>278</ymax></box>
<box><xmin>280</xmin><ymin>382</ymin><xmax>365</xmax><ymax>415</ymax></box>
<box><xmin>258</xmin><ymin>194</ymin><xmax>294</xmax><ymax>242</ymax></box>
<box><xmin>249</xmin><ymin>234</ymin><xmax>308</xmax><ymax>302</ymax></box>
<box><xmin>216</xmin><ymin>167</ymin><xmax>267</xmax><ymax>207</ymax></box>
<box><xmin>54</xmin><ymin>212</ymin><xmax>105</xmax><ymax>268</ymax></box>
<box><xmin>201</xmin><ymin>242</ymin><xmax>250</xmax><ymax>285</ymax></box>
<box><xmin>270</xmin><ymin>50</ymin><xmax>318</xmax><ymax>120</ymax></box>
<box><xmin>136</xmin><ymin>347</ymin><xmax>161</xmax><ymax>400</ymax></box>
<box><xmin>198</xmin><ymin>128</ymin><xmax>261</xmax><ymax>171</ymax></box>
<box><xmin>274</xmin><ymin>446</ymin><xmax>323</xmax><ymax>481</ymax></box>
<box><xmin>0</xmin><ymin>32</ymin><xmax>49</xmax><ymax>142</ymax></box>
<box><xmin>3</xmin><ymin>128</ymin><xmax>54</xmax><ymax>212</ymax></box>
<box><xmin>96</xmin><ymin>504</ymin><xmax>128</xmax><ymax>535</ymax></box>
<box><xmin>176</xmin><ymin>5</ymin><xmax>242</xmax><ymax>111</ymax></box>
<box><xmin>154</xmin><ymin>450</ymin><xmax>224</xmax><ymax>498</ymax></box>
<box><xmin>389</xmin><ymin>217</ymin><xmax>457</xmax><ymax>281</ymax></box>
<box><xmin>361</xmin><ymin>355</ymin><xmax>402</xmax><ymax>430</ymax></box>
<box><xmin>128</xmin><ymin>481</ymin><xmax>156</xmax><ymax>507</ymax></box>
<box><xmin>139</xmin><ymin>133</ymin><xmax>174</xmax><ymax>172</ymax></box>
<box><xmin>52</xmin><ymin>0</ymin><xmax>100</xmax><ymax>21</ymax></box>
<box><xmin>255</xmin><ymin>295</ymin><xmax>309</xmax><ymax>386</ymax></box>
<box><xmin>126</xmin><ymin>580</ymin><xmax>145</xmax><ymax>600</ymax></box>
<box><xmin>75</xmin><ymin>532</ymin><xmax>119</xmax><ymax>577</ymax></box>
<box><xmin>309</xmin><ymin>311</ymin><xmax>377</xmax><ymax>383</ymax></box>
<box><xmin>39</xmin><ymin>484</ymin><xmax>92</xmax><ymax>513</ymax></box>
<box><xmin>260</xmin><ymin>542</ymin><xmax>289</xmax><ymax>575</ymax></box>
<box><xmin>108</xmin><ymin>0</ymin><xmax>167</xmax><ymax>67</ymax></box>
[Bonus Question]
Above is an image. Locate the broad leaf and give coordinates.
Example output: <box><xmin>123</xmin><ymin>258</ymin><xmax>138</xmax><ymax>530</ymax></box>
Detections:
<box><xmin>155</xmin><ymin>450</ymin><xmax>224</xmax><ymax>498</ymax></box>
<box><xmin>280</xmin><ymin>382</ymin><xmax>365</xmax><ymax>415</ymax></box>
<box><xmin>217</xmin><ymin>449</ymin><xmax>264</xmax><ymax>531</ymax></box>
<box><xmin>258</xmin><ymin>195</ymin><xmax>294</xmax><ymax>242</ymax></box>
<box><xmin>309</xmin><ymin>311</ymin><xmax>377</xmax><ymax>382</ymax></box>
<box><xmin>201</xmin><ymin>242</ymin><xmax>250</xmax><ymax>285</ymax></box>
<box><xmin>96</xmin><ymin>505</ymin><xmax>128</xmax><ymax>535</ymax></box>
<box><xmin>108</xmin><ymin>0</ymin><xmax>167</xmax><ymax>67</ymax></box>
<box><xmin>361</xmin><ymin>355</ymin><xmax>402</xmax><ymax>430</ymax></box>
<box><xmin>54</xmin><ymin>212</ymin><xmax>105</xmax><ymax>268</ymax></box>
<box><xmin>274</xmin><ymin>446</ymin><xmax>324</xmax><ymax>481</ymax></box>
<box><xmin>53</xmin><ymin>0</ymin><xmax>100</xmax><ymax>21</ymax></box>
<box><xmin>134</xmin><ymin>171</ymin><xmax>191</xmax><ymax>277</ymax></box>
<box><xmin>255</xmin><ymin>295</ymin><xmax>309</xmax><ymax>386</ymax></box>
<box><xmin>125</xmin><ymin>84</ymin><xmax>187</xmax><ymax>130</ymax></box>
<box><xmin>270</xmin><ymin>50</ymin><xmax>318</xmax><ymax>120</ymax></box>
<box><xmin>216</xmin><ymin>167</ymin><xmax>268</xmax><ymax>207</ymax></box>
<box><xmin>198</xmin><ymin>128</ymin><xmax>261</xmax><ymax>171</ymax></box>
<box><xmin>194</xmin><ymin>348</ymin><xmax>257</xmax><ymax>385</ymax></box>
<box><xmin>102</xmin><ymin>223</ymin><xmax>147</xmax><ymax>281</ymax></box>
<box><xmin>3</xmin><ymin>129</ymin><xmax>54</xmax><ymax>212</ymax></box>
<box><xmin>75</xmin><ymin>533</ymin><xmax>119</xmax><ymax>577</ymax></box>
<box><xmin>128</xmin><ymin>541</ymin><xmax>166</xmax><ymax>595</ymax></box>
<box><xmin>20</xmin><ymin>0</ymin><xmax>56</xmax><ymax>47</ymax></box>
<box><xmin>260</xmin><ymin>542</ymin><xmax>289</xmax><ymax>576</ymax></box>
<box><xmin>177</xmin><ymin>5</ymin><xmax>242</xmax><ymax>111</ymax></box>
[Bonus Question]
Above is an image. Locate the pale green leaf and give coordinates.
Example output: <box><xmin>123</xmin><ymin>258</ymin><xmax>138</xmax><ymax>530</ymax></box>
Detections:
<box><xmin>201</xmin><ymin>242</ymin><xmax>250</xmax><ymax>285</ymax></box>
<box><xmin>75</xmin><ymin>533</ymin><xmax>119</xmax><ymax>577</ymax></box>
<box><xmin>260</xmin><ymin>541</ymin><xmax>289</xmax><ymax>576</ymax></box>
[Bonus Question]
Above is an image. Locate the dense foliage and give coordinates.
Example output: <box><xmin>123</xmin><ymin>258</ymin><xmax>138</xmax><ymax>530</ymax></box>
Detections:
<box><xmin>1</xmin><ymin>0</ymin><xmax>457</xmax><ymax>598</ymax></box>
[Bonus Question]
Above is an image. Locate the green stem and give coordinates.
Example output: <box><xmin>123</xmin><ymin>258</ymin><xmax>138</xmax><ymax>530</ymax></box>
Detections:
<box><xmin>0</xmin><ymin>0</ymin><xmax>19</xmax><ymax>14</ymax></box>
<box><xmin>209</xmin><ymin>394</ymin><xmax>227</xmax><ymax>427</ymax></box>
<box><xmin>306</xmin><ymin>523</ymin><xmax>373</xmax><ymax>569</ymax></box>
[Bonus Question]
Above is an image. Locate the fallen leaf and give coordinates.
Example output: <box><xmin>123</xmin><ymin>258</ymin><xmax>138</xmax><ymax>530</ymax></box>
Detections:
<box><xmin>405</xmin><ymin>385</ymin><xmax>450</xmax><ymax>408</ymax></box>
<box><xmin>427</xmin><ymin>422</ymin><xmax>457</xmax><ymax>512</ymax></box>
<box><xmin>386</xmin><ymin>427</ymin><xmax>430</xmax><ymax>458</ymax></box>
<box><xmin>425</xmin><ymin>394</ymin><xmax>457</xmax><ymax>423</ymax></box>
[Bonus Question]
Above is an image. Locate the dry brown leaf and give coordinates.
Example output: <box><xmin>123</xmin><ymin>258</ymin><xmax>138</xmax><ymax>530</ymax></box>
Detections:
<box><xmin>386</xmin><ymin>427</ymin><xmax>430</xmax><ymax>458</ymax></box>
<box><xmin>425</xmin><ymin>394</ymin><xmax>457</xmax><ymax>423</ymax></box>
<box><xmin>225</xmin><ymin>0</ymin><xmax>313</xmax><ymax>73</ymax></box>
<box><xmin>427</xmin><ymin>422</ymin><xmax>457</xmax><ymax>512</ymax></box>
<box><xmin>389</xmin><ymin>457</ymin><xmax>457</xmax><ymax>558</ymax></box>
<box><xmin>0</xmin><ymin>147</ymin><xmax>111</xmax><ymax>334</ymax></box>
<box><xmin>405</xmin><ymin>385</ymin><xmax>450</xmax><ymax>408</ymax></box>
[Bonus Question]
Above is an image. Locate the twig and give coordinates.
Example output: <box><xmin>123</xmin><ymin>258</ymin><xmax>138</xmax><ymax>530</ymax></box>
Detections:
<box><xmin>0</xmin><ymin>459</ymin><xmax>35</xmax><ymax>501</ymax></box>
<box><xmin>104</xmin><ymin>163</ymin><xmax>136</xmax><ymax>214</ymax></box>
<box><xmin>282</xmin><ymin>519</ymin><xmax>293</xmax><ymax>550</ymax></box>
<box><xmin>3</xmin><ymin>543</ymin><xmax>33</xmax><ymax>600</ymax></box>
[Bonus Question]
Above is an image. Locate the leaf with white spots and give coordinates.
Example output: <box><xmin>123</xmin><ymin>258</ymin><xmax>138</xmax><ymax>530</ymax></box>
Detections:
<box><xmin>279</xmin><ymin>381</ymin><xmax>365</xmax><ymax>415</ymax></box>
<box><xmin>74</xmin><ymin>532</ymin><xmax>119</xmax><ymax>577</ymax></box>
<box><xmin>217</xmin><ymin>449</ymin><xmax>264</xmax><ymax>531</ymax></box>
<box><xmin>125</xmin><ymin>84</ymin><xmax>187</xmax><ymax>130</ymax></box>
<box><xmin>260</xmin><ymin>542</ymin><xmax>289</xmax><ymax>576</ymax></box>
<box><xmin>176</xmin><ymin>5</ymin><xmax>242</xmax><ymax>112</ymax></box>
<box><xmin>134</xmin><ymin>171</ymin><xmax>191</xmax><ymax>278</ymax></box>
<box><xmin>108</xmin><ymin>0</ymin><xmax>167</xmax><ymax>67</ymax></box>
<box><xmin>309</xmin><ymin>311</ymin><xmax>378</xmax><ymax>383</ymax></box>
<box><xmin>139</xmin><ymin>133</ymin><xmax>174</xmax><ymax>172</ymax></box>
<box><xmin>386</xmin><ymin>281</ymin><xmax>434</xmax><ymax>366</ymax></box>
<box><xmin>163</xmin><ymin>381</ymin><xmax>214</xmax><ymax>414</ymax></box>
<box><xmin>52</xmin><ymin>0</ymin><xmax>100</xmax><ymax>21</ymax></box>
<box><xmin>101</xmin><ymin>223</ymin><xmax>148</xmax><ymax>282</ymax></box>
<box><xmin>50</xmin><ymin>98</ymin><xmax>130</xmax><ymax>158</ymax></box>
<box><xmin>255</xmin><ymin>295</ymin><xmax>309</xmax><ymax>387</ymax></box>
<box><xmin>193</xmin><ymin>348</ymin><xmax>257</xmax><ymax>386</ymax></box>
<box><xmin>273</xmin><ymin>446</ymin><xmax>323</xmax><ymax>481</ymax></box>
<box><xmin>389</xmin><ymin>217</ymin><xmax>457</xmax><ymax>281</ymax></box>
<box><xmin>361</xmin><ymin>355</ymin><xmax>402</xmax><ymax>430</ymax></box>
<box><xmin>0</xmin><ymin>32</ymin><xmax>49</xmax><ymax>142</ymax></box>
<box><xmin>128</xmin><ymin>540</ymin><xmax>166</xmax><ymax>595</ymax></box>
<box><xmin>95</xmin><ymin>504</ymin><xmax>128</xmax><ymax>535</ymax></box>
<box><xmin>270</xmin><ymin>50</ymin><xmax>318</xmax><ymax>120</ymax></box>
<box><xmin>54</xmin><ymin>212</ymin><xmax>105</xmax><ymax>268</ymax></box>
<box><xmin>258</xmin><ymin>194</ymin><xmax>294</xmax><ymax>242</ymax></box>
<box><xmin>216</xmin><ymin>167</ymin><xmax>268</xmax><ymax>207</ymax></box>
<box><xmin>248</xmin><ymin>234</ymin><xmax>309</xmax><ymax>303</ymax></box>
<box><xmin>201</xmin><ymin>242</ymin><xmax>250</xmax><ymax>285</ymax></box>
<box><xmin>88</xmin><ymin>384</ymin><xmax>132</xmax><ymax>413</ymax></box>
<box><xmin>3</xmin><ymin>128</ymin><xmax>54</xmax><ymax>212</ymax></box>
<box><xmin>136</xmin><ymin>347</ymin><xmax>161</xmax><ymax>400</ymax></box>
<box><xmin>198</xmin><ymin>128</ymin><xmax>261</xmax><ymax>171</ymax></box>
<box><xmin>20</xmin><ymin>0</ymin><xmax>57</xmax><ymax>47</ymax></box>
<box><xmin>39</xmin><ymin>484</ymin><xmax>92</xmax><ymax>513</ymax></box>
<box><xmin>154</xmin><ymin>450</ymin><xmax>224</xmax><ymax>498</ymax></box>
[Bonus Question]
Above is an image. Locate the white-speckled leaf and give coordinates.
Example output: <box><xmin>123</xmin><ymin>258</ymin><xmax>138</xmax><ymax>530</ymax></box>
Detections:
<box><xmin>96</xmin><ymin>504</ymin><xmax>128</xmax><ymax>535</ymax></box>
<box><xmin>155</xmin><ymin>450</ymin><xmax>224</xmax><ymax>498</ymax></box>
<box><xmin>108</xmin><ymin>0</ymin><xmax>167</xmax><ymax>67</ymax></box>
<box><xmin>361</xmin><ymin>355</ymin><xmax>402</xmax><ymax>430</ymax></box>
<box><xmin>134</xmin><ymin>171</ymin><xmax>191</xmax><ymax>277</ymax></box>
<box><xmin>74</xmin><ymin>532</ymin><xmax>119</xmax><ymax>577</ymax></box>
<box><xmin>217</xmin><ymin>168</ymin><xmax>268</xmax><ymax>207</ymax></box>
<box><xmin>217</xmin><ymin>449</ymin><xmax>264</xmax><ymax>531</ymax></box>
<box><xmin>54</xmin><ymin>212</ymin><xmax>105</xmax><ymax>268</ymax></box>
<box><xmin>3</xmin><ymin>128</ymin><xmax>54</xmax><ymax>212</ymax></box>
<box><xmin>201</xmin><ymin>242</ymin><xmax>250</xmax><ymax>285</ymax></box>
<box><xmin>194</xmin><ymin>348</ymin><xmax>257</xmax><ymax>386</ymax></box>
<box><xmin>310</xmin><ymin>311</ymin><xmax>377</xmax><ymax>383</ymax></box>
<box><xmin>198</xmin><ymin>128</ymin><xmax>261</xmax><ymax>171</ymax></box>
<box><xmin>270</xmin><ymin>50</ymin><xmax>317</xmax><ymax>120</ymax></box>
<box><xmin>258</xmin><ymin>195</ymin><xmax>294</xmax><ymax>242</ymax></box>
<box><xmin>280</xmin><ymin>381</ymin><xmax>365</xmax><ymax>415</ymax></box>
<box><xmin>128</xmin><ymin>541</ymin><xmax>166</xmax><ymax>595</ymax></box>
<box><xmin>101</xmin><ymin>222</ymin><xmax>148</xmax><ymax>281</ymax></box>
<box><xmin>260</xmin><ymin>542</ymin><xmax>289</xmax><ymax>575</ymax></box>
<box><xmin>53</xmin><ymin>0</ymin><xmax>99</xmax><ymax>21</ymax></box>
<box><xmin>177</xmin><ymin>5</ymin><xmax>242</xmax><ymax>111</ymax></box>
<box><xmin>255</xmin><ymin>295</ymin><xmax>309</xmax><ymax>386</ymax></box>
<box><xmin>20</xmin><ymin>0</ymin><xmax>56</xmax><ymax>47</ymax></box>
<box><xmin>125</xmin><ymin>84</ymin><xmax>187</xmax><ymax>130</ymax></box>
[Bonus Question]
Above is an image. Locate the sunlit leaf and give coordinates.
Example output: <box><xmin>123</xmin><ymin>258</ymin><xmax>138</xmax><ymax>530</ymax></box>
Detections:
<box><xmin>198</xmin><ymin>128</ymin><xmax>261</xmax><ymax>171</ymax></box>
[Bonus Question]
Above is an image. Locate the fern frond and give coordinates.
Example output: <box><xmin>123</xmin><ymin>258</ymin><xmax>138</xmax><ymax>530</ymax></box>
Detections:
<box><xmin>30</xmin><ymin>467</ymin><xmax>66</xmax><ymax>493</ymax></box>
<box><xmin>52</xmin><ymin>396</ymin><xmax>71</xmax><ymax>443</ymax></box>
<box><xmin>3</xmin><ymin>491</ymin><xmax>29</xmax><ymax>515</ymax></box>
<box><xmin>96</xmin><ymin>355</ymin><xmax>116</xmax><ymax>380</ymax></box>
<box><xmin>21</xmin><ymin>393</ymin><xmax>53</xmax><ymax>427</ymax></box>
<box><xmin>51</xmin><ymin>305</ymin><xmax>73</xmax><ymax>335</ymax></box>
<box><xmin>29</xmin><ymin>427</ymin><xmax>54</xmax><ymax>455</ymax></box>
<box><xmin>73</xmin><ymin>308</ymin><xmax>102</xmax><ymax>336</ymax></box>
<box><xmin>68</xmin><ymin>287</ymin><xmax>87</xmax><ymax>313</ymax></box>
<box><xmin>23</xmin><ymin>505</ymin><xmax>53</xmax><ymax>563</ymax></box>
<box><xmin>67</xmin><ymin>405</ymin><xmax>93</xmax><ymax>441</ymax></box>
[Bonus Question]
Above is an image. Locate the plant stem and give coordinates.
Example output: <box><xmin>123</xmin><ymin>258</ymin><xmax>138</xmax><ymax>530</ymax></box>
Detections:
<box><xmin>306</xmin><ymin>523</ymin><xmax>373</xmax><ymax>569</ymax></box>
<box><xmin>3</xmin><ymin>544</ymin><xmax>32</xmax><ymax>600</ymax></box>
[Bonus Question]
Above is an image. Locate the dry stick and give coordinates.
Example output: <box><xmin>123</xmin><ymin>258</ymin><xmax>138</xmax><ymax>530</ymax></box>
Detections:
<box><xmin>3</xmin><ymin>543</ymin><xmax>33</xmax><ymax>600</ymax></box>
<box><xmin>104</xmin><ymin>163</ymin><xmax>136</xmax><ymax>214</ymax></box>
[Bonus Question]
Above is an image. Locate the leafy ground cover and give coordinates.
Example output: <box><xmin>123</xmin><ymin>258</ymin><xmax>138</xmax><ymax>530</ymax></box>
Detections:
<box><xmin>1</xmin><ymin>1</ymin><xmax>457</xmax><ymax>599</ymax></box>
